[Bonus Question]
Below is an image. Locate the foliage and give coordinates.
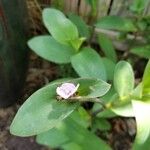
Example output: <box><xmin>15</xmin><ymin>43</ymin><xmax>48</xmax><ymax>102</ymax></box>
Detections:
<box><xmin>10</xmin><ymin>3</ymin><xmax>150</xmax><ymax>150</ymax></box>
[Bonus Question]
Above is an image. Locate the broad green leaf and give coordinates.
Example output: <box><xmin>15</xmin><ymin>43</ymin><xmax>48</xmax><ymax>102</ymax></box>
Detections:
<box><xmin>96</xmin><ymin>16</ymin><xmax>137</xmax><ymax>32</ymax></box>
<box><xmin>98</xmin><ymin>34</ymin><xmax>117</xmax><ymax>62</ymax></box>
<box><xmin>142</xmin><ymin>60</ymin><xmax>150</xmax><ymax>95</ymax></box>
<box><xmin>114</xmin><ymin>61</ymin><xmax>134</xmax><ymax>99</ymax></box>
<box><xmin>68</xmin><ymin>13</ymin><xmax>90</xmax><ymax>39</ymax></box>
<box><xmin>10</xmin><ymin>83</ymin><xmax>78</xmax><ymax>137</ymax></box>
<box><xmin>111</xmin><ymin>103</ymin><xmax>134</xmax><ymax>117</ymax></box>
<box><xmin>132</xmin><ymin>100</ymin><xmax>150</xmax><ymax>144</ymax></box>
<box><xmin>102</xmin><ymin>58</ymin><xmax>116</xmax><ymax>80</ymax></box>
<box><xmin>59</xmin><ymin>117</ymin><xmax>111</xmax><ymax>150</ymax></box>
<box><xmin>28</xmin><ymin>36</ymin><xmax>76</xmax><ymax>64</ymax></box>
<box><xmin>36</xmin><ymin>128</ymin><xmax>69</xmax><ymax>148</ymax></box>
<box><xmin>130</xmin><ymin>46</ymin><xmax>150</xmax><ymax>59</ymax></box>
<box><xmin>10</xmin><ymin>78</ymin><xmax>110</xmax><ymax>136</ymax></box>
<box><xmin>42</xmin><ymin>8</ymin><xmax>79</xmax><ymax>48</ymax></box>
<box><xmin>71</xmin><ymin>47</ymin><xmax>107</xmax><ymax>81</ymax></box>
<box><xmin>130</xmin><ymin>0</ymin><xmax>149</xmax><ymax>14</ymax></box>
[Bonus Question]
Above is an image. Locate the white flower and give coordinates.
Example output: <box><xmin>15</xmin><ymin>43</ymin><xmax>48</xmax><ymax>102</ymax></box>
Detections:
<box><xmin>56</xmin><ymin>83</ymin><xmax>80</xmax><ymax>99</ymax></box>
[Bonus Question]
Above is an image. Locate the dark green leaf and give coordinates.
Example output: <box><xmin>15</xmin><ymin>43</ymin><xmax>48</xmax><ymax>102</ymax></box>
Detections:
<box><xmin>28</xmin><ymin>36</ymin><xmax>76</xmax><ymax>64</ymax></box>
<box><xmin>71</xmin><ymin>47</ymin><xmax>107</xmax><ymax>81</ymax></box>
<box><xmin>114</xmin><ymin>61</ymin><xmax>134</xmax><ymax>99</ymax></box>
<box><xmin>96</xmin><ymin>16</ymin><xmax>137</xmax><ymax>32</ymax></box>
<box><xmin>98</xmin><ymin>34</ymin><xmax>117</xmax><ymax>62</ymax></box>
<box><xmin>130</xmin><ymin>46</ymin><xmax>150</xmax><ymax>59</ymax></box>
<box><xmin>93</xmin><ymin>118</ymin><xmax>111</xmax><ymax>131</ymax></box>
<box><xmin>68</xmin><ymin>13</ymin><xmax>90</xmax><ymax>39</ymax></box>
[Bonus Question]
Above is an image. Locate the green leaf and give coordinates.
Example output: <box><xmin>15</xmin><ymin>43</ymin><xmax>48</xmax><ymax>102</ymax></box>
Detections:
<box><xmin>62</xmin><ymin>142</ymin><xmax>82</xmax><ymax>150</ymax></box>
<box><xmin>10</xmin><ymin>82</ymin><xmax>78</xmax><ymax>137</ymax></box>
<box><xmin>132</xmin><ymin>100</ymin><xmax>150</xmax><ymax>144</ymax></box>
<box><xmin>96</xmin><ymin>16</ymin><xmax>137</xmax><ymax>32</ymax></box>
<box><xmin>131</xmin><ymin>83</ymin><xmax>143</xmax><ymax>99</ymax></box>
<box><xmin>72</xmin><ymin>78</ymin><xmax>111</xmax><ymax>99</ymax></box>
<box><xmin>97</xmin><ymin>109</ymin><xmax>117</xmax><ymax>118</ymax></box>
<box><xmin>92</xmin><ymin>118</ymin><xmax>111</xmax><ymax>131</ymax></box>
<box><xmin>98</xmin><ymin>34</ymin><xmax>117</xmax><ymax>62</ymax></box>
<box><xmin>130</xmin><ymin>0</ymin><xmax>149</xmax><ymax>14</ymax></box>
<box><xmin>28</xmin><ymin>36</ymin><xmax>76</xmax><ymax>64</ymax></box>
<box><xmin>102</xmin><ymin>58</ymin><xmax>116</xmax><ymax>80</ymax></box>
<box><xmin>114</xmin><ymin>61</ymin><xmax>134</xmax><ymax>99</ymax></box>
<box><xmin>111</xmin><ymin>103</ymin><xmax>134</xmax><ymax>117</ymax></box>
<box><xmin>42</xmin><ymin>8</ymin><xmax>79</xmax><ymax>48</ymax></box>
<box><xmin>10</xmin><ymin>78</ymin><xmax>110</xmax><ymax>136</ymax></box>
<box><xmin>70</xmin><ymin>107</ymin><xmax>91</xmax><ymax>128</ymax></box>
<box><xmin>130</xmin><ymin>46</ymin><xmax>150</xmax><ymax>59</ymax></box>
<box><xmin>68</xmin><ymin>13</ymin><xmax>90</xmax><ymax>39</ymax></box>
<box><xmin>71</xmin><ymin>47</ymin><xmax>107</xmax><ymax>81</ymax></box>
<box><xmin>36</xmin><ymin>128</ymin><xmax>69</xmax><ymax>148</ymax></box>
<box><xmin>59</xmin><ymin>117</ymin><xmax>111</xmax><ymax>150</ymax></box>
<box><xmin>133</xmin><ymin>135</ymin><xmax>150</xmax><ymax>150</ymax></box>
<box><xmin>142</xmin><ymin>60</ymin><xmax>150</xmax><ymax>95</ymax></box>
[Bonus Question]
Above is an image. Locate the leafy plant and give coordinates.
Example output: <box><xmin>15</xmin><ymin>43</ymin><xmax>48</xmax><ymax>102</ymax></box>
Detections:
<box><xmin>10</xmin><ymin>5</ymin><xmax>150</xmax><ymax>150</ymax></box>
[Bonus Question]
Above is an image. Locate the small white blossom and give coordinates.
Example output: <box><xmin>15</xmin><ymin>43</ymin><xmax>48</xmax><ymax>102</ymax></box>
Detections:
<box><xmin>56</xmin><ymin>83</ymin><xmax>80</xmax><ymax>99</ymax></box>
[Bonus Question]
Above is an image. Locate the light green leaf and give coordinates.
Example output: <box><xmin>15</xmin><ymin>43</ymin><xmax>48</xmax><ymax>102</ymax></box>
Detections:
<box><xmin>36</xmin><ymin>128</ymin><xmax>69</xmax><ymax>148</ymax></box>
<box><xmin>96</xmin><ymin>16</ymin><xmax>137</xmax><ymax>32</ymax></box>
<box><xmin>131</xmin><ymin>83</ymin><xmax>143</xmax><ymax>99</ymax></box>
<box><xmin>102</xmin><ymin>58</ymin><xmax>116</xmax><ymax>80</ymax></box>
<box><xmin>132</xmin><ymin>100</ymin><xmax>150</xmax><ymax>144</ymax></box>
<box><xmin>28</xmin><ymin>36</ymin><xmax>76</xmax><ymax>64</ymax></box>
<box><xmin>68</xmin><ymin>13</ymin><xmax>90</xmax><ymax>39</ymax></box>
<box><xmin>10</xmin><ymin>83</ymin><xmax>78</xmax><ymax>137</ymax></box>
<box><xmin>10</xmin><ymin>78</ymin><xmax>110</xmax><ymax>136</ymax></box>
<box><xmin>114</xmin><ymin>61</ymin><xmax>134</xmax><ymax>99</ymax></box>
<box><xmin>62</xmin><ymin>142</ymin><xmax>82</xmax><ymax>150</ymax></box>
<box><xmin>142</xmin><ymin>60</ymin><xmax>150</xmax><ymax>95</ymax></box>
<box><xmin>71</xmin><ymin>47</ymin><xmax>107</xmax><ymax>81</ymax></box>
<box><xmin>111</xmin><ymin>103</ymin><xmax>134</xmax><ymax>117</ymax></box>
<box><xmin>130</xmin><ymin>46</ymin><xmax>150</xmax><ymax>59</ymax></box>
<box><xmin>42</xmin><ymin>8</ymin><xmax>79</xmax><ymax>48</ymax></box>
<box><xmin>98</xmin><ymin>34</ymin><xmax>117</xmax><ymax>62</ymax></box>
